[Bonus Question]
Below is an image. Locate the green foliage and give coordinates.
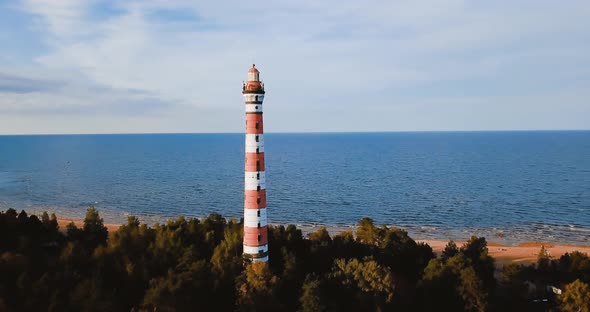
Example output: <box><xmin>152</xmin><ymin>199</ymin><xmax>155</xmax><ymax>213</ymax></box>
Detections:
<box><xmin>143</xmin><ymin>259</ymin><xmax>213</xmax><ymax>312</ymax></box>
<box><xmin>299</xmin><ymin>274</ymin><xmax>324</xmax><ymax>312</ymax></box>
<box><xmin>418</xmin><ymin>237</ymin><xmax>496</xmax><ymax>311</ymax></box>
<box><xmin>538</xmin><ymin>245</ymin><xmax>551</xmax><ymax>271</ymax></box>
<box><xmin>237</xmin><ymin>263</ymin><xmax>281</xmax><ymax>312</ymax></box>
<box><xmin>559</xmin><ymin>279</ymin><xmax>590</xmax><ymax>312</ymax></box>
<box><xmin>330</xmin><ymin>258</ymin><xmax>395</xmax><ymax>309</ymax></box>
<box><xmin>211</xmin><ymin>220</ymin><xmax>243</xmax><ymax>274</ymax></box>
<box><xmin>559</xmin><ymin>251</ymin><xmax>590</xmax><ymax>283</ymax></box>
<box><xmin>0</xmin><ymin>209</ymin><xmax>587</xmax><ymax>311</ymax></box>
<box><xmin>333</xmin><ymin>229</ymin><xmax>354</xmax><ymax>245</ymax></box>
<box><xmin>421</xmin><ymin>255</ymin><xmax>487</xmax><ymax>312</ymax></box>
<box><xmin>308</xmin><ymin>227</ymin><xmax>331</xmax><ymax>242</ymax></box>
<box><xmin>83</xmin><ymin>206</ymin><xmax>109</xmax><ymax>248</ymax></box>
<box><xmin>461</xmin><ymin>236</ymin><xmax>496</xmax><ymax>289</ymax></box>
<box><xmin>442</xmin><ymin>240</ymin><xmax>459</xmax><ymax>261</ymax></box>
<box><xmin>355</xmin><ymin>217</ymin><xmax>380</xmax><ymax>245</ymax></box>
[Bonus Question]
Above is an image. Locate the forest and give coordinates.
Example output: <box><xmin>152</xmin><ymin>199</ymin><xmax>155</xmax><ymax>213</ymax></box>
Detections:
<box><xmin>0</xmin><ymin>207</ymin><xmax>589</xmax><ymax>312</ymax></box>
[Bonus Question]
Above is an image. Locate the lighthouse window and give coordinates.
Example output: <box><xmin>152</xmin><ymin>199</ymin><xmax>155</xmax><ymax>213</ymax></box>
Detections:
<box><xmin>255</xmin><ymin>106</ymin><xmax>258</xmax><ymax>110</ymax></box>
<box><xmin>256</xmin><ymin>160</ymin><xmax>260</xmax><ymax>171</ymax></box>
<box><xmin>257</xmin><ymin>197</ymin><xmax>261</xmax><ymax>204</ymax></box>
<box><xmin>256</xmin><ymin>147</ymin><xmax>259</xmax><ymax>154</ymax></box>
<box><xmin>255</xmin><ymin>135</ymin><xmax>259</xmax><ymax>142</ymax></box>
<box><xmin>257</xmin><ymin>234</ymin><xmax>261</xmax><ymax>242</ymax></box>
<box><xmin>257</xmin><ymin>222</ymin><xmax>260</xmax><ymax>228</ymax></box>
<box><xmin>257</xmin><ymin>210</ymin><xmax>260</xmax><ymax>217</ymax></box>
<box><xmin>256</xmin><ymin>173</ymin><xmax>260</xmax><ymax>180</ymax></box>
<box><xmin>257</xmin><ymin>185</ymin><xmax>261</xmax><ymax>191</ymax></box>
<box><xmin>255</xmin><ymin>121</ymin><xmax>259</xmax><ymax>129</ymax></box>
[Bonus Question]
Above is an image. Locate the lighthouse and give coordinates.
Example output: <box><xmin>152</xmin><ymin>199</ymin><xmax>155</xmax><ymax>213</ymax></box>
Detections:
<box><xmin>242</xmin><ymin>64</ymin><xmax>268</xmax><ymax>262</ymax></box>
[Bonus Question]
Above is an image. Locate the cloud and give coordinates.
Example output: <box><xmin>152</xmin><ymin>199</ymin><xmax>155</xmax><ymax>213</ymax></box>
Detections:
<box><xmin>1</xmin><ymin>0</ymin><xmax>589</xmax><ymax>133</ymax></box>
<box><xmin>0</xmin><ymin>71</ymin><xmax>174</xmax><ymax>116</ymax></box>
<box><xmin>0</xmin><ymin>88</ymin><xmax>173</xmax><ymax>116</ymax></box>
<box><xmin>20</xmin><ymin>0</ymin><xmax>96</xmax><ymax>38</ymax></box>
<box><xmin>0</xmin><ymin>72</ymin><xmax>63</xmax><ymax>93</ymax></box>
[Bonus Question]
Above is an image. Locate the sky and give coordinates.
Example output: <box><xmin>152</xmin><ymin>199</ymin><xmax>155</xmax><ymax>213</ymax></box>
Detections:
<box><xmin>0</xmin><ymin>0</ymin><xmax>589</xmax><ymax>134</ymax></box>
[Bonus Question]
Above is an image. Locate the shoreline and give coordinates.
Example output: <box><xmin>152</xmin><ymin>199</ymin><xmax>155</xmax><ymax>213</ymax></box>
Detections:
<box><xmin>57</xmin><ymin>218</ymin><xmax>121</xmax><ymax>233</ymax></box>
<box><xmin>416</xmin><ymin>239</ymin><xmax>590</xmax><ymax>266</ymax></box>
<box><xmin>56</xmin><ymin>218</ymin><xmax>590</xmax><ymax>266</ymax></box>
<box><xmin>12</xmin><ymin>205</ymin><xmax>590</xmax><ymax>246</ymax></box>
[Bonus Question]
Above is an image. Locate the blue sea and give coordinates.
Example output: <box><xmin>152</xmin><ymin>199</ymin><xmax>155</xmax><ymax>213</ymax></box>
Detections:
<box><xmin>0</xmin><ymin>132</ymin><xmax>589</xmax><ymax>244</ymax></box>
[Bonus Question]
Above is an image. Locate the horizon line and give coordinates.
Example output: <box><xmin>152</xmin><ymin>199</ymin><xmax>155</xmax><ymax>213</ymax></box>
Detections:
<box><xmin>1</xmin><ymin>129</ymin><xmax>589</xmax><ymax>136</ymax></box>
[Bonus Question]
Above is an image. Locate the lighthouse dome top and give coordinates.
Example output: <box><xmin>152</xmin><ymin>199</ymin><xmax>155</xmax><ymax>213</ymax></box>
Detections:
<box><xmin>245</xmin><ymin>64</ymin><xmax>263</xmax><ymax>93</ymax></box>
<box><xmin>248</xmin><ymin>64</ymin><xmax>259</xmax><ymax>73</ymax></box>
<box><xmin>247</xmin><ymin>64</ymin><xmax>261</xmax><ymax>83</ymax></box>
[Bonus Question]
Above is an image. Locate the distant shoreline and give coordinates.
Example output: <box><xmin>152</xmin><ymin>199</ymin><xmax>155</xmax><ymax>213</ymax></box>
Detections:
<box><xmin>13</xmin><ymin>205</ymin><xmax>589</xmax><ymax>246</ymax></box>
<box><xmin>56</xmin><ymin>218</ymin><xmax>590</xmax><ymax>266</ymax></box>
<box><xmin>1</xmin><ymin>129</ymin><xmax>589</xmax><ymax>136</ymax></box>
<box><xmin>50</xmin><ymin>213</ymin><xmax>590</xmax><ymax>246</ymax></box>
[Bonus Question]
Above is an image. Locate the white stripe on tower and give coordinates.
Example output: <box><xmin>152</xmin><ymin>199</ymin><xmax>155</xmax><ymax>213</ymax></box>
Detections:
<box><xmin>242</xmin><ymin>64</ymin><xmax>268</xmax><ymax>262</ymax></box>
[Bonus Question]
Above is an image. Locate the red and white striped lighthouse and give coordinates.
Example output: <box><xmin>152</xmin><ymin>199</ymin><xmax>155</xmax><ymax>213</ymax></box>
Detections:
<box><xmin>242</xmin><ymin>64</ymin><xmax>268</xmax><ymax>262</ymax></box>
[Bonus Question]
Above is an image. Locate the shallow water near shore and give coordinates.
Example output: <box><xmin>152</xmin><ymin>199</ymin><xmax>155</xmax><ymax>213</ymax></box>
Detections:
<box><xmin>1</xmin><ymin>131</ymin><xmax>589</xmax><ymax>244</ymax></box>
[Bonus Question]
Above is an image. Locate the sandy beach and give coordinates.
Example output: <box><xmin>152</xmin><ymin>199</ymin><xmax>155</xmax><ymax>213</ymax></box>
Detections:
<box><xmin>57</xmin><ymin>218</ymin><xmax>121</xmax><ymax>234</ymax></box>
<box><xmin>56</xmin><ymin>219</ymin><xmax>589</xmax><ymax>266</ymax></box>
<box><xmin>417</xmin><ymin>239</ymin><xmax>590</xmax><ymax>266</ymax></box>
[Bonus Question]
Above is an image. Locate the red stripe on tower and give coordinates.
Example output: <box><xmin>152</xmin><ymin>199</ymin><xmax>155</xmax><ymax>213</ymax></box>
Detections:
<box><xmin>242</xmin><ymin>64</ymin><xmax>268</xmax><ymax>262</ymax></box>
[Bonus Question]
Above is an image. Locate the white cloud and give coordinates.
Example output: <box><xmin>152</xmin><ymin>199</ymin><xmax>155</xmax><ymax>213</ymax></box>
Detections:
<box><xmin>2</xmin><ymin>0</ymin><xmax>589</xmax><ymax>133</ymax></box>
<box><xmin>21</xmin><ymin>0</ymin><xmax>96</xmax><ymax>38</ymax></box>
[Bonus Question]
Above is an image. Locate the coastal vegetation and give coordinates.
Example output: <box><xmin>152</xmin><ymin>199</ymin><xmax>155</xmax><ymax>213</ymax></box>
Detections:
<box><xmin>0</xmin><ymin>207</ymin><xmax>589</xmax><ymax>311</ymax></box>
